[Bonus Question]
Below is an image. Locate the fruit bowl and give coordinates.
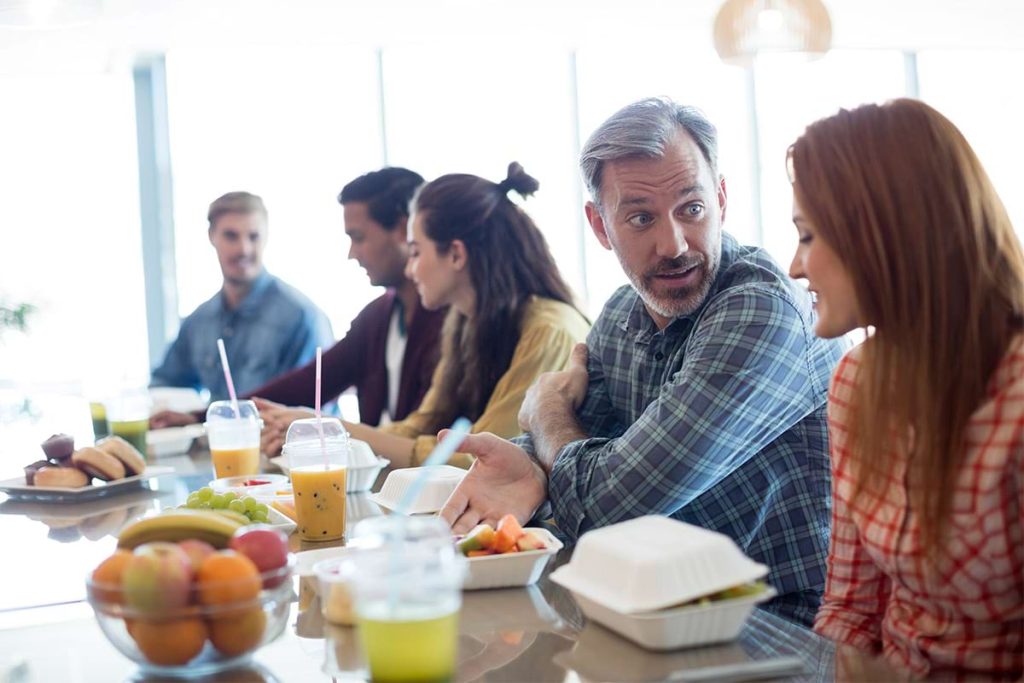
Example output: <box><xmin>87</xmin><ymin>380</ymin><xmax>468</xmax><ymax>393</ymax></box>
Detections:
<box><xmin>86</xmin><ymin>558</ymin><xmax>294</xmax><ymax>678</ymax></box>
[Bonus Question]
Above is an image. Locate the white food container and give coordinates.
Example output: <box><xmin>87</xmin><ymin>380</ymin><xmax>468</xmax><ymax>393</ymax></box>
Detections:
<box><xmin>370</xmin><ymin>465</ymin><xmax>467</xmax><ymax>514</ymax></box>
<box><xmin>209</xmin><ymin>473</ymin><xmax>290</xmax><ymax>498</ymax></box>
<box><xmin>462</xmin><ymin>528</ymin><xmax>563</xmax><ymax>591</ymax></box>
<box><xmin>548</xmin><ymin>515</ymin><xmax>768</xmax><ymax>614</ymax></box>
<box><xmin>146</xmin><ymin>424</ymin><xmax>205</xmax><ymax>458</ymax></box>
<box><xmin>562</xmin><ymin>585</ymin><xmax>776</xmax><ymax>650</ymax></box>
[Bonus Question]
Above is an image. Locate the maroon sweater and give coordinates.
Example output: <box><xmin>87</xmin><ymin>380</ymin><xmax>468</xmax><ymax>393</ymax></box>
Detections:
<box><xmin>243</xmin><ymin>291</ymin><xmax>446</xmax><ymax>425</ymax></box>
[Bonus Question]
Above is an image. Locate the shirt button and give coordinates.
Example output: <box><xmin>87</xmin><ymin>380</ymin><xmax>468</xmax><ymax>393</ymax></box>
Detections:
<box><xmin>655</xmin><ymin>352</ymin><xmax>664</xmax><ymax>361</ymax></box>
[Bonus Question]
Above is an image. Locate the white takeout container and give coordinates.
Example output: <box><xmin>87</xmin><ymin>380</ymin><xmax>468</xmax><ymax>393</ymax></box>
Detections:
<box><xmin>548</xmin><ymin>516</ymin><xmax>769</xmax><ymax>614</ymax></box>
<box><xmin>563</xmin><ymin>584</ymin><xmax>776</xmax><ymax>650</ymax></box>
<box><xmin>146</xmin><ymin>424</ymin><xmax>205</xmax><ymax>458</ymax></box>
<box><xmin>462</xmin><ymin>527</ymin><xmax>563</xmax><ymax>591</ymax></box>
<box><xmin>148</xmin><ymin>387</ymin><xmax>207</xmax><ymax>413</ymax></box>
<box><xmin>370</xmin><ymin>465</ymin><xmax>467</xmax><ymax>514</ymax></box>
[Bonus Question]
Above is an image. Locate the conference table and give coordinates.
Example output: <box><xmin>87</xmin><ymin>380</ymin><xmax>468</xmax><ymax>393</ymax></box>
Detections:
<box><xmin>0</xmin><ymin>395</ymin><xmax>903</xmax><ymax>682</ymax></box>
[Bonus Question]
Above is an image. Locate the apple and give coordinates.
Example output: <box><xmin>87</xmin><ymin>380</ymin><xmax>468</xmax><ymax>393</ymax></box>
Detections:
<box><xmin>229</xmin><ymin>527</ymin><xmax>289</xmax><ymax>588</ymax></box>
<box><xmin>178</xmin><ymin>539</ymin><xmax>216</xmax><ymax>573</ymax></box>
<box><xmin>122</xmin><ymin>541</ymin><xmax>193</xmax><ymax>613</ymax></box>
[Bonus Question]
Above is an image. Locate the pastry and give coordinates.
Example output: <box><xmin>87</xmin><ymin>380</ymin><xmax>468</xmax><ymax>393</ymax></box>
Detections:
<box><xmin>71</xmin><ymin>447</ymin><xmax>126</xmax><ymax>481</ymax></box>
<box><xmin>96</xmin><ymin>436</ymin><xmax>146</xmax><ymax>476</ymax></box>
<box><xmin>24</xmin><ymin>459</ymin><xmax>51</xmax><ymax>485</ymax></box>
<box><xmin>41</xmin><ymin>433</ymin><xmax>75</xmax><ymax>461</ymax></box>
<box><xmin>34</xmin><ymin>465</ymin><xmax>91</xmax><ymax>488</ymax></box>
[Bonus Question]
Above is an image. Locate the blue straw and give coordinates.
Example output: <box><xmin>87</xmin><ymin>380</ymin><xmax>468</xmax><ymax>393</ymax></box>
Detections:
<box><xmin>394</xmin><ymin>417</ymin><xmax>471</xmax><ymax>515</ymax></box>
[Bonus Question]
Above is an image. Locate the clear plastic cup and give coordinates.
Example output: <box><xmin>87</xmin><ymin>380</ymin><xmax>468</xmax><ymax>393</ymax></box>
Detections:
<box><xmin>204</xmin><ymin>399</ymin><xmax>261</xmax><ymax>479</ymax></box>
<box><xmin>285</xmin><ymin>418</ymin><xmax>351</xmax><ymax>542</ymax></box>
<box><xmin>107</xmin><ymin>391</ymin><xmax>151</xmax><ymax>456</ymax></box>
<box><xmin>348</xmin><ymin>516</ymin><xmax>466</xmax><ymax>683</ymax></box>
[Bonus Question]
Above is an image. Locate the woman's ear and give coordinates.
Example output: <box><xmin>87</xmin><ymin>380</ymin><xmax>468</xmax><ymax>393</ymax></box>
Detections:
<box><xmin>448</xmin><ymin>239</ymin><xmax>468</xmax><ymax>271</ymax></box>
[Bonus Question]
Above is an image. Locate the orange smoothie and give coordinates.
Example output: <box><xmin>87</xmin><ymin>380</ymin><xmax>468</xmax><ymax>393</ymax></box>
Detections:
<box><xmin>292</xmin><ymin>464</ymin><xmax>346</xmax><ymax>542</ymax></box>
<box><xmin>211</xmin><ymin>447</ymin><xmax>260</xmax><ymax>478</ymax></box>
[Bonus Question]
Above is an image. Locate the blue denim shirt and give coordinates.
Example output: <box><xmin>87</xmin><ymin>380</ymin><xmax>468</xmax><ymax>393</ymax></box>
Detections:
<box><xmin>520</xmin><ymin>233</ymin><xmax>848</xmax><ymax>627</ymax></box>
<box><xmin>151</xmin><ymin>271</ymin><xmax>334</xmax><ymax>401</ymax></box>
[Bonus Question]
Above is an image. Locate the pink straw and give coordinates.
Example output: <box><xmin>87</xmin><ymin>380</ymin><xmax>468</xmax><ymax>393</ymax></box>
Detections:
<box><xmin>314</xmin><ymin>346</ymin><xmax>327</xmax><ymax>468</ymax></box>
<box><xmin>216</xmin><ymin>338</ymin><xmax>240</xmax><ymax>419</ymax></box>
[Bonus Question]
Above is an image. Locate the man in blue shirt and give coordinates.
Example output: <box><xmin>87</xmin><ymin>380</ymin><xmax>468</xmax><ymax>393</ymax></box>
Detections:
<box><xmin>441</xmin><ymin>98</ymin><xmax>846</xmax><ymax>626</ymax></box>
<box><xmin>151</xmin><ymin>192</ymin><xmax>333</xmax><ymax>401</ymax></box>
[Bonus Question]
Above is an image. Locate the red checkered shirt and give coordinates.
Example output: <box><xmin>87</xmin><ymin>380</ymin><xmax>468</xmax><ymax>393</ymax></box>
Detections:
<box><xmin>815</xmin><ymin>341</ymin><xmax>1024</xmax><ymax>678</ymax></box>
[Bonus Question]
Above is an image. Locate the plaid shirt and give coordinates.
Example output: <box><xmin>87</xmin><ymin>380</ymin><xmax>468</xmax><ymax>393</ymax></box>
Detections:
<box><xmin>525</xmin><ymin>233</ymin><xmax>846</xmax><ymax>627</ymax></box>
<box><xmin>815</xmin><ymin>342</ymin><xmax>1024</xmax><ymax>678</ymax></box>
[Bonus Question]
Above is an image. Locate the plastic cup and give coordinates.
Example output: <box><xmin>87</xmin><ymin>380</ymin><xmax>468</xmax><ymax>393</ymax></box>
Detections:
<box><xmin>205</xmin><ymin>399</ymin><xmax>261</xmax><ymax>478</ymax></box>
<box><xmin>348</xmin><ymin>516</ymin><xmax>465</xmax><ymax>683</ymax></box>
<box><xmin>89</xmin><ymin>401</ymin><xmax>109</xmax><ymax>441</ymax></box>
<box><xmin>285</xmin><ymin>417</ymin><xmax>350</xmax><ymax>542</ymax></box>
<box><xmin>107</xmin><ymin>392</ymin><xmax>151</xmax><ymax>456</ymax></box>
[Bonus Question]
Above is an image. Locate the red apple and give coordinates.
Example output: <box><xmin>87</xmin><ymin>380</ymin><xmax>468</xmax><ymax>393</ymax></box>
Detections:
<box><xmin>177</xmin><ymin>539</ymin><xmax>216</xmax><ymax>573</ymax></box>
<box><xmin>229</xmin><ymin>527</ymin><xmax>289</xmax><ymax>588</ymax></box>
<box><xmin>122</xmin><ymin>541</ymin><xmax>193</xmax><ymax>613</ymax></box>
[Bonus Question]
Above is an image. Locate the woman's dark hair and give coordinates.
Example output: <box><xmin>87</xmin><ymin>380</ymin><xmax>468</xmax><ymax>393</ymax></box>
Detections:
<box><xmin>338</xmin><ymin>167</ymin><xmax>424</xmax><ymax>230</ymax></box>
<box><xmin>413</xmin><ymin>162</ymin><xmax>577</xmax><ymax>426</ymax></box>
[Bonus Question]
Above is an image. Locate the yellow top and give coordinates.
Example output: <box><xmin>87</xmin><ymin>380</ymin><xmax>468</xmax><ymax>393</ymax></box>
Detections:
<box><xmin>380</xmin><ymin>296</ymin><xmax>591</xmax><ymax>468</ymax></box>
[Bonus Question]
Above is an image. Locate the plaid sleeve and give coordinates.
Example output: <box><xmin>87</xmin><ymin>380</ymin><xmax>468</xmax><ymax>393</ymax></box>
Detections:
<box><xmin>812</xmin><ymin>356</ymin><xmax>888</xmax><ymax>653</ymax></box>
<box><xmin>547</xmin><ymin>285</ymin><xmax>820</xmax><ymax>540</ymax></box>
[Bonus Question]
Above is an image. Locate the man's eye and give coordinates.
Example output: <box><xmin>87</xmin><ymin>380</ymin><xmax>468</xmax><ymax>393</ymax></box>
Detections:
<box><xmin>685</xmin><ymin>204</ymin><xmax>704</xmax><ymax>217</ymax></box>
<box><xmin>627</xmin><ymin>214</ymin><xmax>653</xmax><ymax>228</ymax></box>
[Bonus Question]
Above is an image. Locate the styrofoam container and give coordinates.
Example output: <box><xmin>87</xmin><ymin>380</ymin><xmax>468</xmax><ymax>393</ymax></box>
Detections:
<box><xmin>462</xmin><ymin>528</ymin><xmax>563</xmax><ymax>590</ymax></box>
<box><xmin>344</xmin><ymin>457</ymin><xmax>389</xmax><ymax>493</ymax></box>
<box><xmin>148</xmin><ymin>387</ymin><xmax>207</xmax><ymax>413</ymax></box>
<box><xmin>370</xmin><ymin>465</ymin><xmax>467</xmax><ymax>514</ymax></box>
<box><xmin>564</xmin><ymin>584</ymin><xmax>776</xmax><ymax>651</ymax></box>
<box><xmin>549</xmin><ymin>516</ymin><xmax>768</xmax><ymax>614</ymax></box>
<box><xmin>147</xmin><ymin>424</ymin><xmax>205</xmax><ymax>458</ymax></box>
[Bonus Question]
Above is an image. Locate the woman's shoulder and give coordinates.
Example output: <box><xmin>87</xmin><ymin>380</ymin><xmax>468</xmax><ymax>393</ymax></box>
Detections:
<box><xmin>521</xmin><ymin>297</ymin><xmax>590</xmax><ymax>338</ymax></box>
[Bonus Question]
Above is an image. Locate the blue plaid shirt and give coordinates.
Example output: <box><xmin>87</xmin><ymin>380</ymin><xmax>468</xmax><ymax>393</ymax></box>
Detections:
<box><xmin>151</xmin><ymin>271</ymin><xmax>334</xmax><ymax>401</ymax></box>
<box><xmin>525</xmin><ymin>233</ymin><xmax>846</xmax><ymax>626</ymax></box>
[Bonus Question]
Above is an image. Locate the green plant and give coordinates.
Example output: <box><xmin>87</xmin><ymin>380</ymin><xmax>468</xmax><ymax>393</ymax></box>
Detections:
<box><xmin>0</xmin><ymin>301</ymin><xmax>35</xmax><ymax>336</ymax></box>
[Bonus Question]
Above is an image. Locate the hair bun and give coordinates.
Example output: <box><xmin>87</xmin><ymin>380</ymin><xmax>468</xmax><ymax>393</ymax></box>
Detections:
<box><xmin>496</xmin><ymin>162</ymin><xmax>539</xmax><ymax>199</ymax></box>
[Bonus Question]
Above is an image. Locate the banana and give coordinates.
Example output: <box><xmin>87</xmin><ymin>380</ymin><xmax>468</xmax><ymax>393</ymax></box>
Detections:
<box><xmin>212</xmin><ymin>509</ymin><xmax>252</xmax><ymax>526</ymax></box>
<box><xmin>117</xmin><ymin>509</ymin><xmax>246</xmax><ymax>550</ymax></box>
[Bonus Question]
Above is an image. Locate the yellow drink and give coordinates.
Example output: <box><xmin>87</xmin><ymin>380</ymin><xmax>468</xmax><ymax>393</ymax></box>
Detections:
<box><xmin>358</xmin><ymin>604</ymin><xmax>458</xmax><ymax>683</ymax></box>
<box><xmin>292</xmin><ymin>464</ymin><xmax>346</xmax><ymax>541</ymax></box>
<box><xmin>109</xmin><ymin>418</ymin><xmax>148</xmax><ymax>455</ymax></box>
<box><xmin>211</xmin><ymin>447</ymin><xmax>260</xmax><ymax>478</ymax></box>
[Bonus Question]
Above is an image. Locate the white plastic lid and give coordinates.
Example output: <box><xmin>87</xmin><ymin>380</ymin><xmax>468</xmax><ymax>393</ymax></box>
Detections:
<box><xmin>371</xmin><ymin>466</ymin><xmax>467</xmax><ymax>515</ymax></box>
<box><xmin>549</xmin><ymin>516</ymin><xmax>768</xmax><ymax>614</ymax></box>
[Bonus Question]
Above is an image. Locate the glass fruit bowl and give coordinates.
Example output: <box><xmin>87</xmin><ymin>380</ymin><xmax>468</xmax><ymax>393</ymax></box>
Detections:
<box><xmin>86</xmin><ymin>557</ymin><xmax>294</xmax><ymax>678</ymax></box>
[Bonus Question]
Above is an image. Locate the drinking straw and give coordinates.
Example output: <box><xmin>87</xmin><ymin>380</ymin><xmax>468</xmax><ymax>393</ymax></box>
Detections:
<box><xmin>314</xmin><ymin>346</ymin><xmax>328</xmax><ymax>468</ymax></box>
<box><xmin>216</xmin><ymin>338</ymin><xmax>240</xmax><ymax>419</ymax></box>
<box><xmin>387</xmin><ymin>417</ymin><xmax>472</xmax><ymax>613</ymax></box>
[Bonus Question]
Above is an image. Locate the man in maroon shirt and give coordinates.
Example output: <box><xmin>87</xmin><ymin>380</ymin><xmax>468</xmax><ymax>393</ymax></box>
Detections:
<box><xmin>151</xmin><ymin>168</ymin><xmax>446</xmax><ymax>450</ymax></box>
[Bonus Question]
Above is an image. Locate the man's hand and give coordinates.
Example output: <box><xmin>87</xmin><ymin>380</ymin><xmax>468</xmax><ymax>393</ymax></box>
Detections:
<box><xmin>149</xmin><ymin>410</ymin><xmax>199</xmax><ymax>429</ymax></box>
<box><xmin>439</xmin><ymin>432</ymin><xmax>548</xmax><ymax>534</ymax></box>
<box><xmin>518</xmin><ymin>343</ymin><xmax>589</xmax><ymax>433</ymax></box>
<box><xmin>252</xmin><ymin>397</ymin><xmax>315</xmax><ymax>457</ymax></box>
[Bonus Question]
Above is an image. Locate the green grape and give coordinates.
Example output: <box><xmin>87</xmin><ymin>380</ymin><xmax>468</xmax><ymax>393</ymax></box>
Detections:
<box><xmin>243</xmin><ymin>496</ymin><xmax>259</xmax><ymax>512</ymax></box>
<box><xmin>209</xmin><ymin>494</ymin><xmax>227</xmax><ymax>509</ymax></box>
<box><xmin>253</xmin><ymin>503</ymin><xmax>269</xmax><ymax>517</ymax></box>
<box><xmin>198</xmin><ymin>501</ymin><xmax>212</xmax><ymax>509</ymax></box>
<box><xmin>196</xmin><ymin>487</ymin><xmax>214</xmax><ymax>502</ymax></box>
<box><xmin>228</xmin><ymin>499</ymin><xmax>246</xmax><ymax>514</ymax></box>
<box><xmin>186</xmin><ymin>493</ymin><xmax>202</xmax><ymax>508</ymax></box>
<box><xmin>222</xmin><ymin>491</ymin><xmax>238</xmax><ymax>503</ymax></box>
<box><xmin>252</xmin><ymin>511</ymin><xmax>269</xmax><ymax>524</ymax></box>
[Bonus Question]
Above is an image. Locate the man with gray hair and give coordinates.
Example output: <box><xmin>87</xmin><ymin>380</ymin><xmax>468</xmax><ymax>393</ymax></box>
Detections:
<box><xmin>441</xmin><ymin>97</ymin><xmax>846</xmax><ymax>626</ymax></box>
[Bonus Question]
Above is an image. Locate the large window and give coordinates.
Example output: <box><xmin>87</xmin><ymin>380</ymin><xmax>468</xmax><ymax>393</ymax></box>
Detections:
<box><xmin>165</xmin><ymin>47</ymin><xmax>384</xmax><ymax>344</ymax></box>
<box><xmin>917</xmin><ymin>49</ymin><xmax>1024</xmax><ymax>237</ymax></box>
<box><xmin>0</xmin><ymin>72</ymin><xmax>146</xmax><ymax>391</ymax></box>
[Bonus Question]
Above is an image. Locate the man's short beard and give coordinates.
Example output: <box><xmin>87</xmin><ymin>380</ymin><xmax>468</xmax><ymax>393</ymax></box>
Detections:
<box><xmin>626</xmin><ymin>251</ymin><xmax>720</xmax><ymax>320</ymax></box>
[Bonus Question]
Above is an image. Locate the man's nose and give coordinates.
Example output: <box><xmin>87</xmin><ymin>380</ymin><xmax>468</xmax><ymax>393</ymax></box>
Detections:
<box><xmin>655</xmin><ymin>223</ymin><xmax>688</xmax><ymax>259</ymax></box>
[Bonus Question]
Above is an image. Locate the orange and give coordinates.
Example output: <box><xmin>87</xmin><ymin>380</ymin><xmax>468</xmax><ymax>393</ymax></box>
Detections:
<box><xmin>196</xmin><ymin>551</ymin><xmax>261</xmax><ymax>611</ymax></box>
<box><xmin>130</xmin><ymin>617</ymin><xmax>207</xmax><ymax>666</ymax></box>
<box><xmin>208</xmin><ymin>608</ymin><xmax>267</xmax><ymax>657</ymax></box>
<box><xmin>90</xmin><ymin>550</ymin><xmax>132</xmax><ymax>605</ymax></box>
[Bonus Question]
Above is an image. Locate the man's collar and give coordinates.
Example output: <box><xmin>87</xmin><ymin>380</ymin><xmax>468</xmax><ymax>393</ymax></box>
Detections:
<box><xmin>222</xmin><ymin>270</ymin><xmax>273</xmax><ymax>316</ymax></box>
<box><xmin>619</xmin><ymin>232</ymin><xmax>740</xmax><ymax>336</ymax></box>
